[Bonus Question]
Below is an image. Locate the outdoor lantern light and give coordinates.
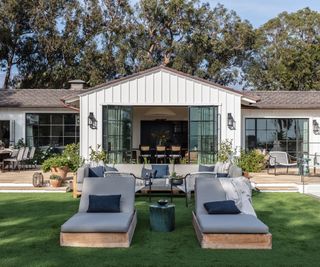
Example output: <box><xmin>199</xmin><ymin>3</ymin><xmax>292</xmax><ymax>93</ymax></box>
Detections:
<box><xmin>227</xmin><ymin>113</ymin><xmax>235</xmax><ymax>129</ymax></box>
<box><xmin>88</xmin><ymin>112</ymin><xmax>97</xmax><ymax>129</ymax></box>
<box><xmin>313</xmin><ymin>119</ymin><xmax>320</xmax><ymax>134</ymax></box>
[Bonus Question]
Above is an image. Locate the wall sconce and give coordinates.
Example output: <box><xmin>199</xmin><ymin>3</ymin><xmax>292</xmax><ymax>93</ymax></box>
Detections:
<box><xmin>313</xmin><ymin>119</ymin><xmax>320</xmax><ymax>134</ymax></box>
<box><xmin>88</xmin><ymin>112</ymin><xmax>97</xmax><ymax>129</ymax></box>
<box><xmin>227</xmin><ymin>113</ymin><xmax>235</xmax><ymax>129</ymax></box>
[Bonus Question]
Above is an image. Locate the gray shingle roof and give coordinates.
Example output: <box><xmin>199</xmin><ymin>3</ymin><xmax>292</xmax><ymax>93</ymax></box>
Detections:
<box><xmin>0</xmin><ymin>89</ymin><xmax>81</xmax><ymax>108</ymax></box>
<box><xmin>243</xmin><ymin>91</ymin><xmax>320</xmax><ymax>109</ymax></box>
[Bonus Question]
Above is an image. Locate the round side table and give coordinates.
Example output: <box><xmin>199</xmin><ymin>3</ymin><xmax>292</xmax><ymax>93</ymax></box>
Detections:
<box><xmin>149</xmin><ymin>203</ymin><xmax>175</xmax><ymax>232</ymax></box>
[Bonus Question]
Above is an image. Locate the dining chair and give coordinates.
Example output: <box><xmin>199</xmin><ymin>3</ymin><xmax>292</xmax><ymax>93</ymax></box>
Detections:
<box><xmin>155</xmin><ymin>146</ymin><xmax>167</xmax><ymax>163</ymax></box>
<box><xmin>140</xmin><ymin>145</ymin><xmax>151</xmax><ymax>163</ymax></box>
<box><xmin>168</xmin><ymin>145</ymin><xmax>182</xmax><ymax>163</ymax></box>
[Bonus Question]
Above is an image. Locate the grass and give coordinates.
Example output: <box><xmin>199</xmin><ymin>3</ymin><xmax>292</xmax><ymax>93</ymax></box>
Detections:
<box><xmin>0</xmin><ymin>193</ymin><xmax>320</xmax><ymax>267</ymax></box>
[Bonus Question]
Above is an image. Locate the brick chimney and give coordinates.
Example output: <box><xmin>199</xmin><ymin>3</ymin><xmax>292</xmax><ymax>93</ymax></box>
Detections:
<box><xmin>68</xmin><ymin>80</ymin><xmax>86</xmax><ymax>90</ymax></box>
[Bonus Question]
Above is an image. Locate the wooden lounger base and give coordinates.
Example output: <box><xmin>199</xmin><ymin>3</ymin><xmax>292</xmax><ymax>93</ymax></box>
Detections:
<box><xmin>60</xmin><ymin>210</ymin><xmax>137</xmax><ymax>248</ymax></box>
<box><xmin>192</xmin><ymin>212</ymin><xmax>272</xmax><ymax>249</ymax></box>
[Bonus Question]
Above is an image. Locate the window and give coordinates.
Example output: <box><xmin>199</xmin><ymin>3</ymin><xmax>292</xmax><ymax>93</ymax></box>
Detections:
<box><xmin>245</xmin><ymin>118</ymin><xmax>309</xmax><ymax>157</ymax></box>
<box><xmin>189</xmin><ymin>106</ymin><xmax>218</xmax><ymax>164</ymax></box>
<box><xmin>26</xmin><ymin>113</ymin><xmax>79</xmax><ymax>147</ymax></box>
<box><xmin>103</xmin><ymin>106</ymin><xmax>132</xmax><ymax>163</ymax></box>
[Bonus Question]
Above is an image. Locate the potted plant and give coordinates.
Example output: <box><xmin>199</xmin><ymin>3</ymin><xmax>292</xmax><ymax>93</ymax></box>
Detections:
<box><xmin>41</xmin><ymin>143</ymin><xmax>84</xmax><ymax>180</ymax></box>
<box><xmin>170</xmin><ymin>171</ymin><xmax>183</xmax><ymax>185</ymax></box>
<box><xmin>42</xmin><ymin>155</ymin><xmax>70</xmax><ymax>180</ymax></box>
<box><xmin>49</xmin><ymin>174</ymin><xmax>62</xmax><ymax>187</ymax></box>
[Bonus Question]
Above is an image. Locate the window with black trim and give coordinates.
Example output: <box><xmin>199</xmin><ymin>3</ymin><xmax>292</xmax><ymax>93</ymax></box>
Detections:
<box><xmin>26</xmin><ymin>113</ymin><xmax>79</xmax><ymax>147</ymax></box>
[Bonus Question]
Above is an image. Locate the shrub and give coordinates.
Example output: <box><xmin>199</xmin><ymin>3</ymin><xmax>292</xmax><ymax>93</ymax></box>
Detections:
<box><xmin>236</xmin><ymin>149</ymin><xmax>266</xmax><ymax>172</ymax></box>
<box><xmin>89</xmin><ymin>145</ymin><xmax>108</xmax><ymax>164</ymax></box>
<box><xmin>42</xmin><ymin>156</ymin><xmax>70</xmax><ymax>172</ymax></box>
<box><xmin>63</xmin><ymin>143</ymin><xmax>84</xmax><ymax>172</ymax></box>
<box><xmin>217</xmin><ymin>139</ymin><xmax>233</xmax><ymax>163</ymax></box>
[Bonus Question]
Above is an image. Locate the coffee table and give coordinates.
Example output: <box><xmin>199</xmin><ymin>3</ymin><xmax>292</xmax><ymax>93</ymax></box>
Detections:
<box><xmin>149</xmin><ymin>203</ymin><xmax>175</xmax><ymax>232</ymax></box>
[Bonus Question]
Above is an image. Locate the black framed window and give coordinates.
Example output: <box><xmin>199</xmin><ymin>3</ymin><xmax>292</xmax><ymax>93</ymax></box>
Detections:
<box><xmin>245</xmin><ymin>118</ymin><xmax>309</xmax><ymax>157</ymax></box>
<box><xmin>26</xmin><ymin>113</ymin><xmax>79</xmax><ymax>147</ymax></box>
<box><xmin>103</xmin><ymin>106</ymin><xmax>132</xmax><ymax>163</ymax></box>
<box><xmin>189</xmin><ymin>106</ymin><xmax>218</xmax><ymax>164</ymax></box>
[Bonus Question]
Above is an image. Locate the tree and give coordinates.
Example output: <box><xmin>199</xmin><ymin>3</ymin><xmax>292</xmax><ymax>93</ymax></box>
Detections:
<box><xmin>244</xmin><ymin>8</ymin><xmax>320</xmax><ymax>91</ymax></box>
<box><xmin>0</xmin><ymin>0</ymin><xmax>34</xmax><ymax>89</ymax></box>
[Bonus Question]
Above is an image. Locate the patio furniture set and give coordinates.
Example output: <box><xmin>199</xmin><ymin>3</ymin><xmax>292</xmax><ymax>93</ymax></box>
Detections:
<box><xmin>0</xmin><ymin>147</ymin><xmax>36</xmax><ymax>171</ymax></box>
<box><xmin>139</xmin><ymin>145</ymin><xmax>184</xmax><ymax>163</ymax></box>
<box><xmin>61</xmin><ymin>163</ymin><xmax>272</xmax><ymax>249</ymax></box>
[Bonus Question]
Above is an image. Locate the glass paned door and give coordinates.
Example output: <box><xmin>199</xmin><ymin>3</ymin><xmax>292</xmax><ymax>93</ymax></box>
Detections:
<box><xmin>189</xmin><ymin>106</ymin><xmax>218</xmax><ymax>164</ymax></box>
<box><xmin>0</xmin><ymin>120</ymin><xmax>10</xmax><ymax>148</ymax></box>
<box><xmin>103</xmin><ymin>106</ymin><xmax>132</xmax><ymax>163</ymax></box>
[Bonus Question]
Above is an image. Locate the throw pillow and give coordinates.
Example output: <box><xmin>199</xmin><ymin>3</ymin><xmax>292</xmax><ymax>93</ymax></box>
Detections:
<box><xmin>198</xmin><ymin>164</ymin><xmax>215</xmax><ymax>172</ymax></box>
<box><xmin>151</xmin><ymin>164</ymin><xmax>169</xmax><ymax>178</ymax></box>
<box><xmin>87</xmin><ymin>194</ymin><xmax>121</xmax><ymax>213</ymax></box>
<box><xmin>88</xmin><ymin>166</ymin><xmax>105</xmax><ymax>177</ymax></box>
<box><xmin>204</xmin><ymin>200</ymin><xmax>241</xmax><ymax>214</ymax></box>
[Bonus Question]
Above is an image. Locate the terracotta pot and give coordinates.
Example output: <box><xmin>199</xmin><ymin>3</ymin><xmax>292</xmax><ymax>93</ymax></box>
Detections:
<box><xmin>50</xmin><ymin>166</ymin><xmax>69</xmax><ymax>180</ymax></box>
<box><xmin>243</xmin><ymin>171</ymin><xmax>250</xmax><ymax>179</ymax></box>
<box><xmin>50</xmin><ymin>179</ymin><xmax>62</xmax><ymax>188</ymax></box>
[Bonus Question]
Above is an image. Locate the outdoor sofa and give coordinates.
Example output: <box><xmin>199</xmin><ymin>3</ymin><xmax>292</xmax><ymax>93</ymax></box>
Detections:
<box><xmin>61</xmin><ymin>176</ymin><xmax>137</xmax><ymax>248</ymax></box>
<box><xmin>192</xmin><ymin>177</ymin><xmax>272</xmax><ymax>249</ymax></box>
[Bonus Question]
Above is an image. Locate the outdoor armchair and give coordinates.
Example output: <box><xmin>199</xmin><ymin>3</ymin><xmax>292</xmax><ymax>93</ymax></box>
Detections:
<box><xmin>268</xmin><ymin>151</ymin><xmax>298</xmax><ymax>175</ymax></box>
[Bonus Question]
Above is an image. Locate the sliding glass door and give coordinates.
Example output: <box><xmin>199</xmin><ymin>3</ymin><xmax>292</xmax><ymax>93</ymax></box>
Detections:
<box><xmin>189</xmin><ymin>106</ymin><xmax>218</xmax><ymax>164</ymax></box>
<box><xmin>103</xmin><ymin>106</ymin><xmax>132</xmax><ymax>163</ymax></box>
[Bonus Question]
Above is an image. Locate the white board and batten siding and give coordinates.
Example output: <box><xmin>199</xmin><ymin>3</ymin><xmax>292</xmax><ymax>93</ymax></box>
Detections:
<box><xmin>80</xmin><ymin>69</ymin><xmax>243</xmax><ymax>159</ymax></box>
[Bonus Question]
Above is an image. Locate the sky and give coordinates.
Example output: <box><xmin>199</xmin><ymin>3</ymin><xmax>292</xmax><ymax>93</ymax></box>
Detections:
<box><xmin>1</xmin><ymin>1</ymin><xmax>320</xmax><ymax>88</ymax></box>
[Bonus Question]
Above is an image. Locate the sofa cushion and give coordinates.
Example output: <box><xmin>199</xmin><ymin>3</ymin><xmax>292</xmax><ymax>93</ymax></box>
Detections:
<box><xmin>217</xmin><ymin>173</ymin><xmax>228</xmax><ymax>178</ymax></box>
<box><xmin>197</xmin><ymin>214</ymin><xmax>269</xmax><ymax>234</ymax></box>
<box><xmin>105</xmin><ymin>165</ymin><xmax>118</xmax><ymax>172</ymax></box>
<box><xmin>141</xmin><ymin>167</ymin><xmax>157</xmax><ymax>179</ymax></box>
<box><xmin>87</xmin><ymin>194</ymin><xmax>121</xmax><ymax>213</ymax></box>
<box><xmin>199</xmin><ymin>165</ymin><xmax>215</xmax><ymax>172</ymax></box>
<box><xmin>151</xmin><ymin>164</ymin><xmax>169</xmax><ymax>178</ymax></box>
<box><xmin>88</xmin><ymin>166</ymin><xmax>105</xmax><ymax>177</ymax></box>
<box><xmin>204</xmin><ymin>200</ymin><xmax>241</xmax><ymax>214</ymax></box>
<box><xmin>61</xmin><ymin>212</ymin><xmax>133</xmax><ymax>233</ymax></box>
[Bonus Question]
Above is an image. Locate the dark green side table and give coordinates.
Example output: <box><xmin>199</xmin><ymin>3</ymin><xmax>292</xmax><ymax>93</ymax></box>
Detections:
<box><xmin>149</xmin><ymin>203</ymin><xmax>175</xmax><ymax>232</ymax></box>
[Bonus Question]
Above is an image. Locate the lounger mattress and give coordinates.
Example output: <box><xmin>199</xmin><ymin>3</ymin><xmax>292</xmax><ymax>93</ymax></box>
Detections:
<box><xmin>61</xmin><ymin>212</ymin><xmax>133</xmax><ymax>233</ymax></box>
<box><xmin>197</xmin><ymin>214</ymin><xmax>269</xmax><ymax>234</ymax></box>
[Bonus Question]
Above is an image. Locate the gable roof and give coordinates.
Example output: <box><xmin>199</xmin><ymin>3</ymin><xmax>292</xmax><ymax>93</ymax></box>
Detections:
<box><xmin>63</xmin><ymin>65</ymin><xmax>257</xmax><ymax>103</ymax></box>
<box><xmin>243</xmin><ymin>91</ymin><xmax>320</xmax><ymax>109</ymax></box>
<box><xmin>0</xmin><ymin>89</ymin><xmax>81</xmax><ymax>108</ymax></box>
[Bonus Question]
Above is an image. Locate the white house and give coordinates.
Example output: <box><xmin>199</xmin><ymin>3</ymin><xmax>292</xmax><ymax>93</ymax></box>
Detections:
<box><xmin>0</xmin><ymin>66</ymin><xmax>319</xmax><ymax>164</ymax></box>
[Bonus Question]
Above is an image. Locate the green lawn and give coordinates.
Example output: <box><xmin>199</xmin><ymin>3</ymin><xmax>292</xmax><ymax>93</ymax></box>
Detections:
<box><xmin>0</xmin><ymin>193</ymin><xmax>320</xmax><ymax>267</ymax></box>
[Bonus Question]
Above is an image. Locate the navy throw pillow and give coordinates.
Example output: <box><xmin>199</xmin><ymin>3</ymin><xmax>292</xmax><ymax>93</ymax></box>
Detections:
<box><xmin>87</xmin><ymin>194</ymin><xmax>121</xmax><ymax>213</ymax></box>
<box><xmin>199</xmin><ymin>165</ymin><xmax>215</xmax><ymax>172</ymax></box>
<box><xmin>141</xmin><ymin>167</ymin><xmax>157</xmax><ymax>179</ymax></box>
<box><xmin>88</xmin><ymin>166</ymin><xmax>105</xmax><ymax>177</ymax></box>
<box><xmin>204</xmin><ymin>200</ymin><xmax>241</xmax><ymax>214</ymax></box>
<box><xmin>151</xmin><ymin>164</ymin><xmax>169</xmax><ymax>178</ymax></box>
<box><xmin>217</xmin><ymin>173</ymin><xmax>229</xmax><ymax>178</ymax></box>
<box><xmin>105</xmin><ymin>166</ymin><xmax>118</xmax><ymax>172</ymax></box>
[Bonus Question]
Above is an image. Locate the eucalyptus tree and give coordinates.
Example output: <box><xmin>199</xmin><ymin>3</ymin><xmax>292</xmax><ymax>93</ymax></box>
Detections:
<box><xmin>244</xmin><ymin>8</ymin><xmax>320</xmax><ymax>91</ymax></box>
<box><xmin>0</xmin><ymin>0</ymin><xmax>34</xmax><ymax>89</ymax></box>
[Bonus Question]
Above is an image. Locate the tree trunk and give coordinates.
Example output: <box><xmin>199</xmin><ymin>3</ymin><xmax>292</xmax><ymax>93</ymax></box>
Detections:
<box><xmin>3</xmin><ymin>55</ymin><xmax>13</xmax><ymax>90</ymax></box>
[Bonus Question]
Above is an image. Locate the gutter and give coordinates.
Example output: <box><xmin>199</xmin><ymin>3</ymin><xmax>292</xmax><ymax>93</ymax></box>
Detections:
<box><xmin>60</xmin><ymin>99</ymin><xmax>80</xmax><ymax>112</ymax></box>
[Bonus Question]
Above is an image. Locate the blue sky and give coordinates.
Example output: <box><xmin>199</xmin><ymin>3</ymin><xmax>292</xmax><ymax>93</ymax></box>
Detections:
<box><xmin>1</xmin><ymin>1</ymin><xmax>320</xmax><ymax>88</ymax></box>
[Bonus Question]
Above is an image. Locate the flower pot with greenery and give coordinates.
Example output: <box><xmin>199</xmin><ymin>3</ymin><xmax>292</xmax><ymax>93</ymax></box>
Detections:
<box><xmin>41</xmin><ymin>143</ymin><xmax>84</xmax><ymax>180</ymax></box>
<box><xmin>42</xmin><ymin>156</ymin><xmax>70</xmax><ymax>180</ymax></box>
<box><xmin>49</xmin><ymin>174</ymin><xmax>62</xmax><ymax>187</ymax></box>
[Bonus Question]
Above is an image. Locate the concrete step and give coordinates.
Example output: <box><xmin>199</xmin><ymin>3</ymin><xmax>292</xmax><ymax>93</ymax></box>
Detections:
<box><xmin>255</xmin><ymin>183</ymin><xmax>299</xmax><ymax>192</ymax></box>
<box><xmin>0</xmin><ymin>183</ymin><xmax>68</xmax><ymax>192</ymax></box>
